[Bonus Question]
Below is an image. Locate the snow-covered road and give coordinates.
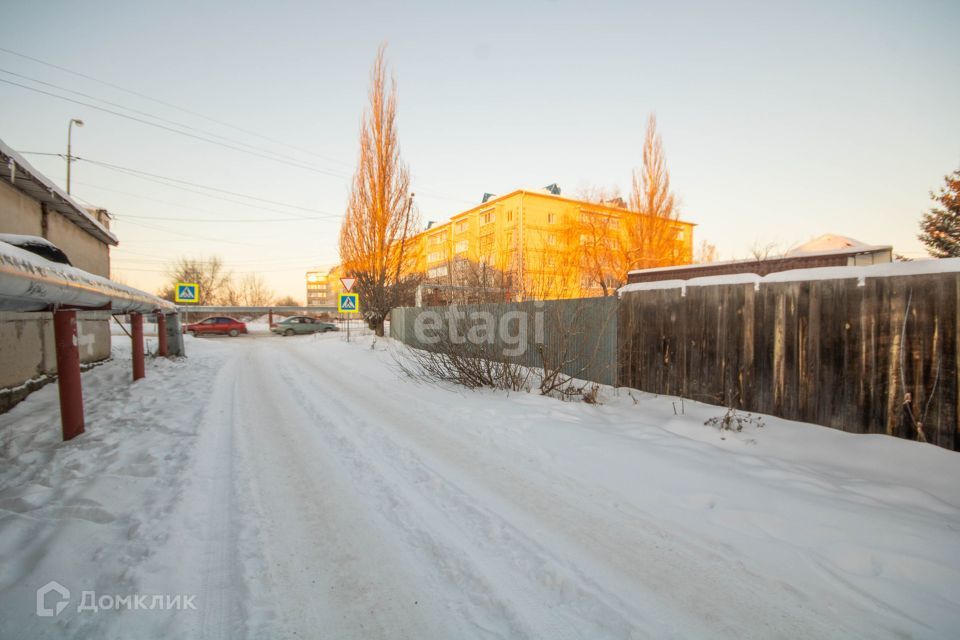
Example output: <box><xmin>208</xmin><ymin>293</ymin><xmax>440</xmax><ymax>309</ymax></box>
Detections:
<box><xmin>2</xmin><ymin>332</ymin><xmax>959</xmax><ymax>639</ymax></box>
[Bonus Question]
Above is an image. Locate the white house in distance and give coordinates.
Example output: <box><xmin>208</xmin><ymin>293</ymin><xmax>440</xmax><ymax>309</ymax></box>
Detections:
<box><xmin>0</xmin><ymin>139</ymin><xmax>117</xmax><ymax>411</ymax></box>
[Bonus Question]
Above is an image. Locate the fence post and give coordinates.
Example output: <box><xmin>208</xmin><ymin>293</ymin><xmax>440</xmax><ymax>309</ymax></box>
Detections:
<box><xmin>156</xmin><ymin>311</ymin><xmax>168</xmax><ymax>357</ymax></box>
<box><xmin>131</xmin><ymin>312</ymin><xmax>145</xmax><ymax>381</ymax></box>
<box><xmin>269</xmin><ymin>309</ymin><xmax>273</xmax><ymax>326</ymax></box>
<box><xmin>53</xmin><ymin>309</ymin><xmax>84</xmax><ymax>441</ymax></box>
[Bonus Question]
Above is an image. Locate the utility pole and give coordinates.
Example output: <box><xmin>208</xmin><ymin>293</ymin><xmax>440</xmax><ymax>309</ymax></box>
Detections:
<box><xmin>66</xmin><ymin>118</ymin><xmax>84</xmax><ymax>194</ymax></box>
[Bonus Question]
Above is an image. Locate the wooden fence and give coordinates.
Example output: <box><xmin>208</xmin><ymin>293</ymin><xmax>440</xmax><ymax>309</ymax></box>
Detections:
<box><xmin>618</xmin><ymin>272</ymin><xmax>959</xmax><ymax>450</ymax></box>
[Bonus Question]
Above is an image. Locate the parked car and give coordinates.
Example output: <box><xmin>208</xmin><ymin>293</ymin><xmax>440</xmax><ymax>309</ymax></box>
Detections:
<box><xmin>271</xmin><ymin>316</ymin><xmax>339</xmax><ymax>336</ymax></box>
<box><xmin>183</xmin><ymin>316</ymin><xmax>247</xmax><ymax>337</ymax></box>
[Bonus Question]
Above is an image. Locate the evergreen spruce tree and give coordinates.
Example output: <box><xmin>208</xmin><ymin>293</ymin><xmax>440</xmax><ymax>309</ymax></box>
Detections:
<box><xmin>918</xmin><ymin>169</ymin><xmax>960</xmax><ymax>258</ymax></box>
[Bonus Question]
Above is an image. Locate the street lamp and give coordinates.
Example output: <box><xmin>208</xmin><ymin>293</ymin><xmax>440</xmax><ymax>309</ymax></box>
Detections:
<box><xmin>66</xmin><ymin>118</ymin><xmax>84</xmax><ymax>194</ymax></box>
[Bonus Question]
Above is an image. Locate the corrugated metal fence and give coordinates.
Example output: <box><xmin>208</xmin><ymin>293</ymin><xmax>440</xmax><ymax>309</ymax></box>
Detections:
<box><xmin>390</xmin><ymin>297</ymin><xmax>618</xmax><ymax>386</ymax></box>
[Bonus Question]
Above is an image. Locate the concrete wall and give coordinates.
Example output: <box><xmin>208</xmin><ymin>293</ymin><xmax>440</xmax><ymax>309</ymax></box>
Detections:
<box><xmin>0</xmin><ymin>179</ymin><xmax>113</xmax><ymax>411</ymax></box>
<box><xmin>0</xmin><ymin>178</ymin><xmax>43</xmax><ymax>236</ymax></box>
<box><xmin>0</xmin><ymin>313</ymin><xmax>110</xmax><ymax>411</ymax></box>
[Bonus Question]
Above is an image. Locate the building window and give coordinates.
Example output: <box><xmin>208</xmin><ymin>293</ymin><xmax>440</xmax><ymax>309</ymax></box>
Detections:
<box><xmin>481</xmin><ymin>211</ymin><xmax>495</xmax><ymax>225</ymax></box>
<box><xmin>427</xmin><ymin>265</ymin><xmax>449</xmax><ymax>278</ymax></box>
<box><xmin>428</xmin><ymin>251</ymin><xmax>443</xmax><ymax>263</ymax></box>
<box><xmin>455</xmin><ymin>240</ymin><xmax>468</xmax><ymax>254</ymax></box>
<box><xmin>547</xmin><ymin>233</ymin><xmax>558</xmax><ymax>246</ymax></box>
<box><xmin>547</xmin><ymin>212</ymin><xmax>556</xmax><ymax>224</ymax></box>
<box><xmin>430</xmin><ymin>233</ymin><xmax>444</xmax><ymax>245</ymax></box>
<box><xmin>455</xmin><ymin>220</ymin><xmax>469</xmax><ymax>234</ymax></box>
<box><xmin>506</xmin><ymin>210</ymin><xmax>514</xmax><ymax>223</ymax></box>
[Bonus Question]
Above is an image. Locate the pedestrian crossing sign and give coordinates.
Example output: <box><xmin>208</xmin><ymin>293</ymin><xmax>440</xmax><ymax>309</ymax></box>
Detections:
<box><xmin>338</xmin><ymin>293</ymin><xmax>359</xmax><ymax>313</ymax></box>
<box><xmin>175</xmin><ymin>282</ymin><xmax>199</xmax><ymax>304</ymax></box>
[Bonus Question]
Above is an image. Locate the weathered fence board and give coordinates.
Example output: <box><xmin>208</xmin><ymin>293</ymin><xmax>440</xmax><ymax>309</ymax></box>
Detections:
<box><xmin>619</xmin><ymin>272</ymin><xmax>960</xmax><ymax>450</ymax></box>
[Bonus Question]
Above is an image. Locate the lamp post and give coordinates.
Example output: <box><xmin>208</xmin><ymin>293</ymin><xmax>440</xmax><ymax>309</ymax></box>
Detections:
<box><xmin>66</xmin><ymin>118</ymin><xmax>84</xmax><ymax>194</ymax></box>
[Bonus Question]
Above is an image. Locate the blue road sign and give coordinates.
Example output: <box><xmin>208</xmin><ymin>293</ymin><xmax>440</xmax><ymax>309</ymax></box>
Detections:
<box><xmin>175</xmin><ymin>282</ymin><xmax>199</xmax><ymax>303</ymax></box>
<box><xmin>338</xmin><ymin>293</ymin><xmax>359</xmax><ymax>313</ymax></box>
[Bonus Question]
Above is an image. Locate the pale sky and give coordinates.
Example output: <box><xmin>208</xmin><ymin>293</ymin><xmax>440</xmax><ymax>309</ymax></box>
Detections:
<box><xmin>1</xmin><ymin>0</ymin><xmax>958</xmax><ymax>301</ymax></box>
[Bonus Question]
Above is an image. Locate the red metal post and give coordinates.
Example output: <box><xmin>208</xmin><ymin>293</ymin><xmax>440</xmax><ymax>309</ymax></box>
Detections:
<box><xmin>131</xmin><ymin>312</ymin><xmax>145</xmax><ymax>381</ymax></box>
<box><xmin>156</xmin><ymin>312</ymin><xmax>168</xmax><ymax>357</ymax></box>
<box><xmin>52</xmin><ymin>309</ymin><xmax>84</xmax><ymax>441</ymax></box>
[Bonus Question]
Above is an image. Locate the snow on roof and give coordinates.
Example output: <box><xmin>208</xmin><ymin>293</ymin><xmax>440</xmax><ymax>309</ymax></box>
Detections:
<box><xmin>619</xmin><ymin>258</ymin><xmax>960</xmax><ymax>296</ymax></box>
<box><xmin>0</xmin><ymin>139</ymin><xmax>118</xmax><ymax>246</ymax></box>
<box><xmin>786</xmin><ymin>234</ymin><xmax>889</xmax><ymax>257</ymax></box>
<box><xmin>627</xmin><ymin>235</ymin><xmax>892</xmax><ymax>276</ymax></box>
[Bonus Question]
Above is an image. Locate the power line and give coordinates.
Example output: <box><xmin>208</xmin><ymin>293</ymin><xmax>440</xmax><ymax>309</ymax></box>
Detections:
<box><xmin>118</xmin><ymin>218</ymin><xmax>289</xmax><ymax>248</ymax></box>
<box><xmin>0</xmin><ymin>57</ymin><xmax>476</xmax><ymax>207</ymax></box>
<box><xmin>116</xmin><ymin>213</ymin><xmax>323</xmax><ymax>223</ymax></box>
<box><xmin>75</xmin><ymin>180</ymin><xmax>335</xmax><ymax>222</ymax></box>
<box><xmin>112</xmin><ymin>264</ymin><xmax>315</xmax><ymax>274</ymax></box>
<box><xmin>0</xmin><ymin>45</ymin><xmax>350</xmax><ymax>168</ymax></box>
<box><xmin>0</xmin><ymin>77</ymin><xmax>350</xmax><ymax>178</ymax></box>
<box><xmin>80</xmin><ymin>157</ymin><xmax>333</xmax><ymax>214</ymax></box>
<box><xmin>0</xmin><ymin>67</ymin><xmax>348</xmax><ymax>173</ymax></box>
<box><xmin>112</xmin><ymin>247</ymin><xmax>323</xmax><ymax>264</ymax></box>
<box><xmin>18</xmin><ymin>152</ymin><xmax>339</xmax><ymax>217</ymax></box>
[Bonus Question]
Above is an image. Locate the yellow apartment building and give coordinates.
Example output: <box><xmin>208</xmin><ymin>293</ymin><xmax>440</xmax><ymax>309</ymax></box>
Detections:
<box><xmin>412</xmin><ymin>187</ymin><xmax>695</xmax><ymax>301</ymax></box>
<box><xmin>305</xmin><ymin>269</ymin><xmax>333</xmax><ymax>306</ymax></box>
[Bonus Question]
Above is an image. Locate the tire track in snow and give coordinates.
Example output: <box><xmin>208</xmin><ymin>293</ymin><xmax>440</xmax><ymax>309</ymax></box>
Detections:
<box><xmin>229</xmin><ymin>345</ymin><xmax>488</xmax><ymax>638</ymax></box>
<box><xmin>270</xmin><ymin>346</ymin><xmax>668</xmax><ymax>639</ymax></box>
<box><xmin>196</xmin><ymin>361</ymin><xmax>242</xmax><ymax>640</ymax></box>
<box><xmin>277</xmin><ymin>341</ymin><xmax>848</xmax><ymax>640</ymax></box>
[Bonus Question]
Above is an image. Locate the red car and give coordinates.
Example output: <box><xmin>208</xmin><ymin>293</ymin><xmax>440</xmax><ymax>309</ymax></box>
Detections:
<box><xmin>183</xmin><ymin>316</ymin><xmax>248</xmax><ymax>337</ymax></box>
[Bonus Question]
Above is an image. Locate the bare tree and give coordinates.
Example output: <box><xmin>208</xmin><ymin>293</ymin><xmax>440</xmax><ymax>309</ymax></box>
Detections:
<box><xmin>747</xmin><ymin>240</ymin><xmax>784</xmax><ymax>261</ymax></box>
<box><xmin>275</xmin><ymin>295</ymin><xmax>300</xmax><ymax>307</ymax></box>
<box><xmin>339</xmin><ymin>44</ymin><xmax>420</xmax><ymax>336</ymax></box>
<box><xmin>573</xmin><ymin>183</ymin><xmax>624</xmax><ymax>206</ymax></box>
<box><xmin>696</xmin><ymin>240</ymin><xmax>719</xmax><ymax>264</ymax></box>
<box><xmin>159</xmin><ymin>256</ymin><xmax>232</xmax><ymax>305</ymax></box>
<box><xmin>628</xmin><ymin>114</ymin><xmax>683</xmax><ymax>270</ymax></box>
<box><xmin>236</xmin><ymin>273</ymin><xmax>275</xmax><ymax>307</ymax></box>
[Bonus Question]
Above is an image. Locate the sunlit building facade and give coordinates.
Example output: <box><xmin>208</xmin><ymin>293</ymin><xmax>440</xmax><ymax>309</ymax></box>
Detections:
<box><xmin>412</xmin><ymin>187</ymin><xmax>695</xmax><ymax>301</ymax></box>
<box><xmin>305</xmin><ymin>269</ymin><xmax>332</xmax><ymax>306</ymax></box>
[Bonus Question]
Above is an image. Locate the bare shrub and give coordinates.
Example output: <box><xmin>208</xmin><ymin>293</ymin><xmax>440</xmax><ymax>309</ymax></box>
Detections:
<box><xmin>393</xmin><ymin>297</ymin><xmax>615</xmax><ymax>404</ymax></box>
<box><xmin>705</xmin><ymin>406</ymin><xmax>765</xmax><ymax>439</ymax></box>
<box><xmin>392</xmin><ymin>306</ymin><xmax>532</xmax><ymax>391</ymax></box>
